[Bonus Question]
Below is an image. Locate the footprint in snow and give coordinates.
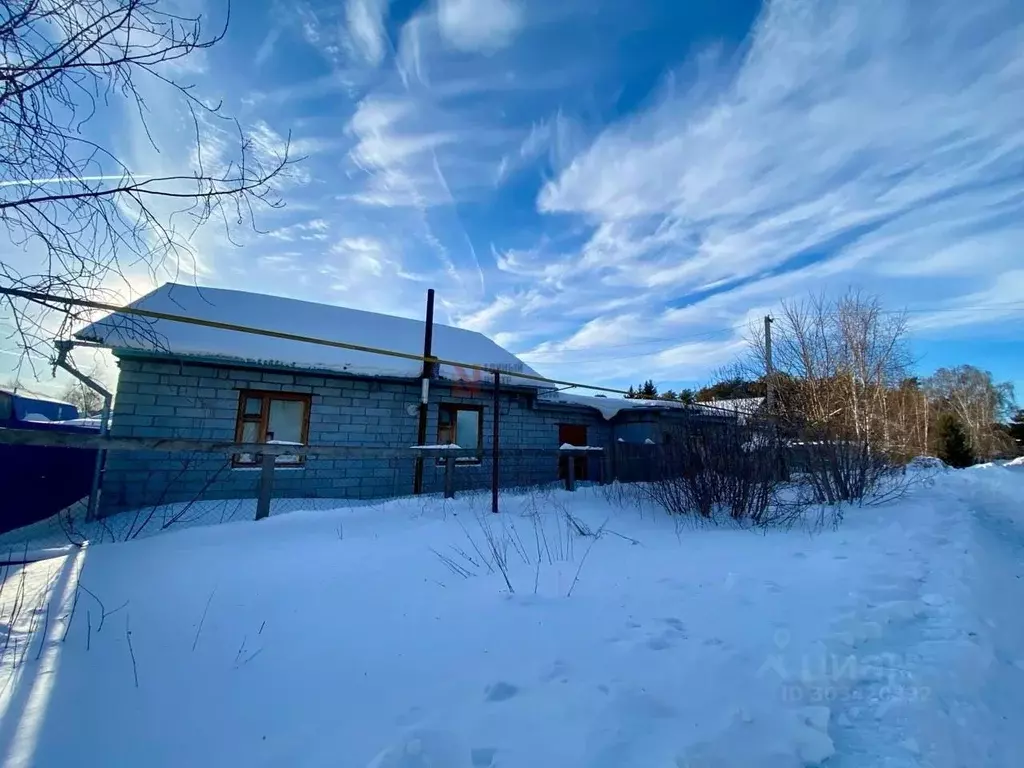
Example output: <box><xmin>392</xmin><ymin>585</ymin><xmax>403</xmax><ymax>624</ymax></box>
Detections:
<box><xmin>646</xmin><ymin>635</ymin><xmax>674</xmax><ymax>651</ymax></box>
<box><xmin>647</xmin><ymin>620</ymin><xmax>688</xmax><ymax>651</ymax></box>
<box><xmin>484</xmin><ymin>682</ymin><xmax>519</xmax><ymax>702</ymax></box>
<box><xmin>540</xmin><ymin>659</ymin><xmax>570</xmax><ymax>684</ymax></box>
<box><xmin>365</xmin><ymin>728</ymin><xmax>464</xmax><ymax>768</ymax></box>
<box><xmin>471</xmin><ymin>747</ymin><xmax>497</xmax><ymax>767</ymax></box>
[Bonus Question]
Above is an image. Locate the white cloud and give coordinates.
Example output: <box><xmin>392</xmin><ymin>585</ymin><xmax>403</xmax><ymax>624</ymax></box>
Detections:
<box><xmin>539</xmin><ymin>0</ymin><xmax>1024</xmax><ymax>288</ymax></box>
<box><xmin>254</xmin><ymin>26</ymin><xmax>282</xmax><ymax>67</ymax></box>
<box><xmin>909</xmin><ymin>271</ymin><xmax>1024</xmax><ymax>332</ymax></box>
<box><xmin>455</xmin><ymin>294</ymin><xmax>518</xmax><ymax>334</ymax></box>
<box><xmin>436</xmin><ymin>0</ymin><xmax>523</xmax><ymax>53</ymax></box>
<box><xmin>471</xmin><ymin>0</ymin><xmax>1024</xmax><ymax>385</ymax></box>
<box><xmin>344</xmin><ymin>97</ymin><xmax>460</xmax><ymax>210</ymax></box>
<box><xmin>265</xmin><ymin>218</ymin><xmax>332</xmax><ymax>242</ymax></box>
<box><xmin>346</xmin><ymin>0</ymin><xmax>390</xmax><ymax>66</ymax></box>
<box><xmin>494</xmin><ymin>109</ymin><xmax>585</xmax><ymax>184</ymax></box>
<box><xmin>317</xmin><ymin>236</ymin><xmax>440</xmax><ymax>319</ymax></box>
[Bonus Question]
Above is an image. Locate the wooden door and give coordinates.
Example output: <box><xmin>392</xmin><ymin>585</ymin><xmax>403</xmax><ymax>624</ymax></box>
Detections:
<box><xmin>558</xmin><ymin>424</ymin><xmax>589</xmax><ymax>481</ymax></box>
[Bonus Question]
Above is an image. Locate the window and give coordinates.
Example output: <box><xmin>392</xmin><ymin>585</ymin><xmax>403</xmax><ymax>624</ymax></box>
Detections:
<box><xmin>0</xmin><ymin>392</ymin><xmax>11</xmax><ymax>422</ymax></box>
<box><xmin>234</xmin><ymin>391</ymin><xmax>311</xmax><ymax>466</ymax></box>
<box><xmin>437</xmin><ymin>404</ymin><xmax>483</xmax><ymax>463</ymax></box>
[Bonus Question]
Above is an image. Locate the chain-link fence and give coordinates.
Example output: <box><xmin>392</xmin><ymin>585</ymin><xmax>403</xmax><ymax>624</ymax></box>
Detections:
<box><xmin>94</xmin><ymin>441</ymin><xmax>656</xmax><ymax>528</ymax></box>
<box><xmin>0</xmin><ymin>403</ymin><xmax>916</xmax><ymax>548</ymax></box>
<box><xmin>0</xmin><ymin>427</ymin><xmax>761</xmax><ymax>544</ymax></box>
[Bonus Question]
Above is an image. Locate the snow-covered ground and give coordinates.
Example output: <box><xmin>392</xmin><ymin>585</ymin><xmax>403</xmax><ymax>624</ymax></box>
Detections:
<box><xmin>1</xmin><ymin>463</ymin><xmax>1022</xmax><ymax>767</ymax></box>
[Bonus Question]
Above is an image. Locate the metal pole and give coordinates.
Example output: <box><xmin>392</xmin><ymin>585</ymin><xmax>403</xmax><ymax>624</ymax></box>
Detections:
<box><xmin>413</xmin><ymin>289</ymin><xmax>435</xmax><ymax>494</ymax></box>
<box><xmin>492</xmin><ymin>371</ymin><xmax>500</xmax><ymax>514</ymax></box>
<box><xmin>764</xmin><ymin>315</ymin><xmax>775</xmax><ymax>412</ymax></box>
<box><xmin>53</xmin><ymin>341</ymin><xmax>113</xmax><ymax>521</ymax></box>
<box><xmin>90</xmin><ymin>392</ymin><xmax>112</xmax><ymax>521</ymax></box>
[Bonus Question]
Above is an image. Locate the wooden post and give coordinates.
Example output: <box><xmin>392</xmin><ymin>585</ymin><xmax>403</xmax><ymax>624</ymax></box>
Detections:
<box><xmin>255</xmin><ymin>453</ymin><xmax>275</xmax><ymax>520</ymax></box>
<box><xmin>491</xmin><ymin>371</ymin><xmax>500</xmax><ymax>514</ymax></box>
<box><xmin>566</xmin><ymin>450</ymin><xmax>576</xmax><ymax>492</ymax></box>
<box><xmin>443</xmin><ymin>454</ymin><xmax>455</xmax><ymax>499</ymax></box>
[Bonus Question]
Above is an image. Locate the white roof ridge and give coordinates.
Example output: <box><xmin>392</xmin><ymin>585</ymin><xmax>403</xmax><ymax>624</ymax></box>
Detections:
<box><xmin>152</xmin><ymin>282</ymin><xmax>471</xmax><ymax>333</ymax></box>
<box><xmin>75</xmin><ymin>282</ymin><xmax>540</xmax><ymax>385</ymax></box>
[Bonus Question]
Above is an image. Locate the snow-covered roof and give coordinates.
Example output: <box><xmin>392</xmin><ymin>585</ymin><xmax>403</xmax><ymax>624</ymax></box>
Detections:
<box><xmin>538</xmin><ymin>391</ymin><xmax>694</xmax><ymax>420</ymax></box>
<box><xmin>693</xmin><ymin>397</ymin><xmax>765</xmax><ymax>424</ymax></box>
<box><xmin>537</xmin><ymin>391</ymin><xmax>758</xmax><ymax>421</ymax></box>
<box><xmin>0</xmin><ymin>389</ymin><xmax>75</xmax><ymax>407</ymax></box>
<box><xmin>76</xmin><ymin>284</ymin><xmax>541</xmax><ymax>386</ymax></box>
<box><xmin>697</xmin><ymin>397</ymin><xmax>765</xmax><ymax>416</ymax></box>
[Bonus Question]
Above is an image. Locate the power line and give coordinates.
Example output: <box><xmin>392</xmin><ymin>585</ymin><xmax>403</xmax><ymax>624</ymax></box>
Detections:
<box><xmin>521</xmin><ymin>303</ymin><xmax>1024</xmax><ymax>366</ymax></box>
<box><xmin>894</xmin><ymin>302</ymin><xmax>1024</xmax><ymax>315</ymax></box>
<box><xmin>527</xmin><ymin>301</ymin><xmax>1024</xmax><ymax>364</ymax></box>
<box><xmin>4</xmin><ymin>285</ymin><xmax>1019</xmax><ymax>409</ymax></box>
<box><xmin>0</xmin><ymin>286</ymin><xmax>656</xmax><ymax>401</ymax></box>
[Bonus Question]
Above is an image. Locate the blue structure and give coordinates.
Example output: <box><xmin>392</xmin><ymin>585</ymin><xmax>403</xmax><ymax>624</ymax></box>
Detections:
<box><xmin>0</xmin><ymin>389</ymin><xmax>101</xmax><ymax>534</ymax></box>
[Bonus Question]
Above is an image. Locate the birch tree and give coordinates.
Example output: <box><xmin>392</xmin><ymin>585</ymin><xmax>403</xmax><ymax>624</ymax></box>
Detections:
<box><xmin>926</xmin><ymin>366</ymin><xmax>1016</xmax><ymax>459</ymax></box>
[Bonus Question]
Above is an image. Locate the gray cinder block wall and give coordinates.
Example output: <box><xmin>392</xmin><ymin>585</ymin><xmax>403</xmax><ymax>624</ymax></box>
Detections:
<box><xmin>100</xmin><ymin>356</ymin><xmax>608</xmax><ymax>516</ymax></box>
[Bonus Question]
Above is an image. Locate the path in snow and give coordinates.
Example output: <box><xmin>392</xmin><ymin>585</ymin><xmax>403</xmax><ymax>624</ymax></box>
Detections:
<box><xmin>951</xmin><ymin>465</ymin><xmax>1024</xmax><ymax>766</ymax></box>
<box><xmin>807</xmin><ymin>463</ymin><xmax>1024</xmax><ymax>768</ymax></box>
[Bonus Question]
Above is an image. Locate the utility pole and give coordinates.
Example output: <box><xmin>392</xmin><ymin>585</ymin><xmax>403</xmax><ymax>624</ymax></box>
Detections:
<box><xmin>764</xmin><ymin>315</ymin><xmax>774</xmax><ymax>412</ymax></box>
<box><xmin>413</xmin><ymin>289</ymin><xmax>435</xmax><ymax>495</ymax></box>
<box><xmin>491</xmin><ymin>371</ymin><xmax>500</xmax><ymax>515</ymax></box>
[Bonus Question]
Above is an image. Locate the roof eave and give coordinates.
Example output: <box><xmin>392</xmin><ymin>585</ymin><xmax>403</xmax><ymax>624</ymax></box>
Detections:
<box><xmin>110</xmin><ymin>348</ymin><xmax>544</xmax><ymax>392</ymax></box>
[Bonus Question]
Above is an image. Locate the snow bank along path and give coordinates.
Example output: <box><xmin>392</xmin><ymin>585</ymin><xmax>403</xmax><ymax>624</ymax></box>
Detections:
<box><xmin>0</xmin><ymin>464</ymin><xmax>1022</xmax><ymax>767</ymax></box>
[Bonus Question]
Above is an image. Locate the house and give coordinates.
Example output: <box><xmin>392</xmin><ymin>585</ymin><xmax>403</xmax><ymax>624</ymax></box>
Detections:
<box><xmin>77</xmin><ymin>283</ymin><xmax>729</xmax><ymax>515</ymax></box>
<box><xmin>697</xmin><ymin>397</ymin><xmax>766</xmax><ymax>424</ymax></box>
<box><xmin>0</xmin><ymin>389</ymin><xmax>81</xmax><ymax>424</ymax></box>
<box><xmin>0</xmin><ymin>389</ymin><xmax>102</xmax><ymax>532</ymax></box>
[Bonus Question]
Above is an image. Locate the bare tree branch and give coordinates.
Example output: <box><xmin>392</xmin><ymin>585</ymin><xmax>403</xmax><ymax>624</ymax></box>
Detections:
<box><xmin>0</xmin><ymin>0</ymin><xmax>299</xmax><ymax>363</ymax></box>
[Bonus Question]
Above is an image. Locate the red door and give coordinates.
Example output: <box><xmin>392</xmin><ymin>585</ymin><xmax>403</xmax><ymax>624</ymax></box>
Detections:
<box><xmin>558</xmin><ymin>424</ymin><xmax>588</xmax><ymax>481</ymax></box>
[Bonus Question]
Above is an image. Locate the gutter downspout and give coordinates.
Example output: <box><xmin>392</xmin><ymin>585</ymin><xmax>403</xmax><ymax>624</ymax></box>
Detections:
<box><xmin>54</xmin><ymin>340</ymin><xmax>112</xmax><ymax>521</ymax></box>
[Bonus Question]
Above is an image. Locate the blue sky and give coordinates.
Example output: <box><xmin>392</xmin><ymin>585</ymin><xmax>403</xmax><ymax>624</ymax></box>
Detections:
<box><xmin>3</xmin><ymin>0</ymin><xmax>1024</xmax><ymax>400</ymax></box>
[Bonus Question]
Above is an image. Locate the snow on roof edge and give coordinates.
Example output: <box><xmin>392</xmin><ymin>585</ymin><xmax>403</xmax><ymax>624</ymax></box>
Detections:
<box><xmin>538</xmin><ymin>391</ymin><xmax>698</xmax><ymax>420</ymax></box>
<box><xmin>75</xmin><ymin>283</ymin><xmax>544</xmax><ymax>387</ymax></box>
<box><xmin>108</xmin><ymin>347</ymin><xmax>549</xmax><ymax>388</ymax></box>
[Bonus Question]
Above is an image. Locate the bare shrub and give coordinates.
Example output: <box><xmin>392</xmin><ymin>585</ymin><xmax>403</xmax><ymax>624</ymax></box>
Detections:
<box><xmin>433</xmin><ymin>501</ymin><xmax>605</xmax><ymax>594</ymax></box>
<box><xmin>597</xmin><ymin>479</ymin><xmax>646</xmax><ymax>512</ymax></box>
<box><xmin>790</xmin><ymin>428</ymin><xmax>905</xmax><ymax>507</ymax></box>
<box><xmin>644</xmin><ymin>418</ymin><xmax>792</xmax><ymax>527</ymax></box>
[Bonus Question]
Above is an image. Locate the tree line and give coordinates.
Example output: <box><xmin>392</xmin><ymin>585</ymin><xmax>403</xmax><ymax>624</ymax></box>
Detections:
<box><xmin>633</xmin><ymin>290</ymin><xmax>1019</xmax><ymax>467</ymax></box>
<box><xmin>624</xmin><ymin>378</ymin><xmax>766</xmax><ymax>404</ymax></box>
